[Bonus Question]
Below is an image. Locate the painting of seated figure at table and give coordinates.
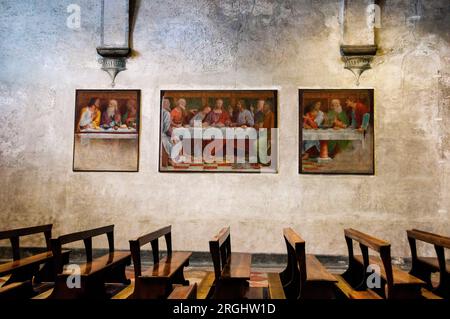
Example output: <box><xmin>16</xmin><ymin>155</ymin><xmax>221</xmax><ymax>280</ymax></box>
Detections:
<box><xmin>159</xmin><ymin>90</ymin><xmax>278</xmax><ymax>173</ymax></box>
<box><xmin>299</xmin><ymin>89</ymin><xmax>374</xmax><ymax>175</ymax></box>
<box><xmin>73</xmin><ymin>90</ymin><xmax>140</xmax><ymax>172</ymax></box>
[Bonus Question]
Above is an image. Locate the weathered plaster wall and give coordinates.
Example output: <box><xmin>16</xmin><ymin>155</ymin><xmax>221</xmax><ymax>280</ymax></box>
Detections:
<box><xmin>0</xmin><ymin>0</ymin><xmax>449</xmax><ymax>257</ymax></box>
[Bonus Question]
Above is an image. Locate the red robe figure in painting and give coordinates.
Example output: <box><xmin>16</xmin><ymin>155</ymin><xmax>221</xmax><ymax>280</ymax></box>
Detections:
<box><xmin>345</xmin><ymin>97</ymin><xmax>370</xmax><ymax>130</ymax></box>
<box><xmin>303</xmin><ymin>110</ymin><xmax>319</xmax><ymax>129</ymax></box>
<box><xmin>205</xmin><ymin>99</ymin><xmax>231</xmax><ymax>127</ymax></box>
<box><xmin>171</xmin><ymin>98</ymin><xmax>187</xmax><ymax>128</ymax></box>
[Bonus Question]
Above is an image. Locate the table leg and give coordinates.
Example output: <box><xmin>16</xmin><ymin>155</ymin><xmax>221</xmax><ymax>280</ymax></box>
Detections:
<box><xmin>318</xmin><ymin>141</ymin><xmax>332</xmax><ymax>163</ymax></box>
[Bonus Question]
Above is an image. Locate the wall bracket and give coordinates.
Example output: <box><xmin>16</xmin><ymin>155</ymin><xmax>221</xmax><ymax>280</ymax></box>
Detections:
<box><xmin>341</xmin><ymin>45</ymin><xmax>377</xmax><ymax>86</ymax></box>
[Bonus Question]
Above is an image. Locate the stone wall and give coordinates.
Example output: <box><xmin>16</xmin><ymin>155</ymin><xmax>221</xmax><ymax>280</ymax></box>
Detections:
<box><xmin>0</xmin><ymin>0</ymin><xmax>448</xmax><ymax>257</ymax></box>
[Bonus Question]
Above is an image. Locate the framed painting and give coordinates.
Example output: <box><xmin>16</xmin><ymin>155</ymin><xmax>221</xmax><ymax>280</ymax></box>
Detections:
<box><xmin>73</xmin><ymin>89</ymin><xmax>140</xmax><ymax>172</ymax></box>
<box><xmin>299</xmin><ymin>89</ymin><xmax>374</xmax><ymax>175</ymax></box>
<box><xmin>159</xmin><ymin>90</ymin><xmax>278</xmax><ymax>173</ymax></box>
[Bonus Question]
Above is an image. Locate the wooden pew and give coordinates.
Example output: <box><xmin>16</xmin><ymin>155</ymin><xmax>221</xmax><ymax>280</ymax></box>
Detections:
<box><xmin>273</xmin><ymin>228</ymin><xmax>336</xmax><ymax>299</ymax></box>
<box><xmin>407</xmin><ymin>229</ymin><xmax>450</xmax><ymax>298</ymax></box>
<box><xmin>167</xmin><ymin>283</ymin><xmax>198</xmax><ymax>300</ymax></box>
<box><xmin>208</xmin><ymin>227</ymin><xmax>263</xmax><ymax>299</ymax></box>
<box><xmin>0</xmin><ymin>224</ymin><xmax>70</xmax><ymax>299</ymax></box>
<box><xmin>48</xmin><ymin>225</ymin><xmax>131</xmax><ymax>299</ymax></box>
<box><xmin>127</xmin><ymin>225</ymin><xmax>192</xmax><ymax>299</ymax></box>
<box><xmin>0</xmin><ymin>281</ymin><xmax>34</xmax><ymax>300</ymax></box>
<box><xmin>340</xmin><ymin>228</ymin><xmax>425</xmax><ymax>299</ymax></box>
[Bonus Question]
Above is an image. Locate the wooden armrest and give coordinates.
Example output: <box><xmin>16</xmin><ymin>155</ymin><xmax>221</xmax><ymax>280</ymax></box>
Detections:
<box><xmin>283</xmin><ymin>228</ymin><xmax>305</xmax><ymax>248</ymax></box>
<box><xmin>211</xmin><ymin>227</ymin><xmax>230</xmax><ymax>246</ymax></box>
<box><xmin>130</xmin><ymin>226</ymin><xmax>172</xmax><ymax>247</ymax></box>
<box><xmin>344</xmin><ymin>229</ymin><xmax>390</xmax><ymax>252</ymax></box>
<box><xmin>407</xmin><ymin>229</ymin><xmax>450</xmax><ymax>249</ymax></box>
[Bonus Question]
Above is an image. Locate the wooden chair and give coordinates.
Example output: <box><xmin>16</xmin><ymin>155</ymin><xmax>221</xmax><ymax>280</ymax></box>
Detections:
<box><xmin>207</xmin><ymin>227</ymin><xmax>263</xmax><ymax>299</ymax></box>
<box><xmin>339</xmin><ymin>228</ymin><xmax>425</xmax><ymax>299</ymax></box>
<box><xmin>48</xmin><ymin>225</ymin><xmax>131</xmax><ymax>299</ymax></box>
<box><xmin>0</xmin><ymin>224</ymin><xmax>70</xmax><ymax>299</ymax></box>
<box><xmin>126</xmin><ymin>225</ymin><xmax>192</xmax><ymax>299</ymax></box>
<box><xmin>272</xmin><ymin>228</ymin><xmax>336</xmax><ymax>299</ymax></box>
<box><xmin>407</xmin><ymin>229</ymin><xmax>450</xmax><ymax>298</ymax></box>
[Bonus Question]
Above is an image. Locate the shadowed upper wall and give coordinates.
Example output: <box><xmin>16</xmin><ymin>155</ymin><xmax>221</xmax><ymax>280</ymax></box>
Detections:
<box><xmin>0</xmin><ymin>0</ymin><xmax>449</xmax><ymax>257</ymax></box>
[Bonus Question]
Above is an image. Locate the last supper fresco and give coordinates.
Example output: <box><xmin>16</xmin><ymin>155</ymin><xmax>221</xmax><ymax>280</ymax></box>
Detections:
<box><xmin>299</xmin><ymin>89</ymin><xmax>374</xmax><ymax>175</ymax></box>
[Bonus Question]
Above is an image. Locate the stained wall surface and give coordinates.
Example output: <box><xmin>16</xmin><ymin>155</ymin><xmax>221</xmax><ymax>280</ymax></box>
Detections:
<box><xmin>0</xmin><ymin>0</ymin><xmax>449</xmax><ymax>257</ymax></box>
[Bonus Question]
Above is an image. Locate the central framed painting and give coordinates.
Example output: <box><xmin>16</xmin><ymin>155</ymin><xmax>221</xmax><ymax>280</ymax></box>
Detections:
<box><xmin>159</xmin><ymin>90</ymin><xmax>278</xmax><ymax>173</ymax></box>
<box><xmin>299</xmin><ymin>89</ymin><xmax>375</xmax><ymax>175</ymax></box>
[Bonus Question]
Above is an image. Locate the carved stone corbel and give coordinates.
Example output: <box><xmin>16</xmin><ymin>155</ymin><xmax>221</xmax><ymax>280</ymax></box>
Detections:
<box><xmin>340</xmin><ymin>45</ymin><xmax>377</xmax><ymax>86</ymax></box>
<box><xmin>97</xmin><ymin>0</ymin><xmax>131</xmax><ymax>87</ymax></box>
<box><xmin>340</xmin><ymin>0</ymin><xmax>379</xmax><ymax>86</ymax></box>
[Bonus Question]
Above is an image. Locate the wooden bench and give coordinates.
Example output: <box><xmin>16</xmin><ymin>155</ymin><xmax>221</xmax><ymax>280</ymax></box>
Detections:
<box><xmin>0</xmin><ymin>224</ymin><xmax>70</xmax><ymax>299</ymax></box>
<box><xmin>127</xmin><ymin>225</ymin><xmax>192</xmax><ymax>299</ymax></box>
<box><xmin>340</xmin><ymin>228</ymin><xmax>425</xmax><ymax>299</ymax></box>
<box><xmin>208</xmin><ymin>227</ymin><xmax>263</xmax><ymax>299</ymax></box>
<box><xmin>0</xmin><ymin>281</ymin><xmax>34</xmax><ymax>300</ymax></box>
<box><xmin>167</xmin><ymin>283</ymin><xmax>198</xmax><ymax>300</ymax></box>
<box><xmin>48</xmin><ymin>225</ymin><xmax>131</xmax><ymax>299</ymax></box>
<box><xmin>274</xmin><ymin>228</ymin><xmax>336</xmax><ymax>299</ymax></box>
<box><xmin>407</xmin><ymin>229</ymin><xmax>450</xmax><ymax>298</ymax></box>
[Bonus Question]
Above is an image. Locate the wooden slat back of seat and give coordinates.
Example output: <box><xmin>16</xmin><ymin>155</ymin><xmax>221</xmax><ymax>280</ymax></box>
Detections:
<box><xmin>129</xmin><ymin>225</ymin><xmax>172</xmax><ymax>277</ymax></box>
<box><xmin>0</xmin><ymin>224</ymin><xmax>53</xmax><ymax>260</ymax></box>
<box><xmin>50</xmin><ymin>225</ymin><xmax>115</xmax><ymax>273</ymax></box>
<box><xmin>344</xmin><ymin>228</ymin><xmax>394</xmax><ymax>289</ymax></box>
<box><xmin>209</xmin><ymin>227</ymin><xmax>231</xmax><ymax>280</ymax></box>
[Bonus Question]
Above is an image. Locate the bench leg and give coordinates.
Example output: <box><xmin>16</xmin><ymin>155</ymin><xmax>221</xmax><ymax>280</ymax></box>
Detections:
<box><xmin>409</xmin><ymin>262</ymin><xmax>434</xmax><ymax>289</ymax></box>
<box><xmin>49</xmin><ymin>275</ymin><xmax>108</xmax><ymax>299</ymax></box>
<box><xmin>171</xmin><ymin>267</ymin><xmax>189</xmax><ymax>286</ymax></box>
<box><xmin>35</xmin><ymin>252</ymin><xmax>71</xmax><ymax>283</ymax></box>
<box><xmin>5</xmin><ymin>264</ymin><xmax>40</xmax><ymax>286</ymax></box>
<box><xmin>342</xmin><ymin>260</ymin><xmax>366</xmax><ymax>290</ymax></box>
<box><xmin>434</xmin><ymin>272</ymin><xmax>450</xmax><ymax>299</ymax></box>
<box><xmin>104</xmin><ymin>259</ymin><xmax>131</xmax><ymax>285</ymax></box>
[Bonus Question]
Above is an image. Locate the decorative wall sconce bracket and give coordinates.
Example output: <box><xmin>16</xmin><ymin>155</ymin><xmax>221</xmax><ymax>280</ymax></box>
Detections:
<box><xmin>340</xmin><ymin>45</ymin><xmax>377</xmax><ymax>86</ymax></box>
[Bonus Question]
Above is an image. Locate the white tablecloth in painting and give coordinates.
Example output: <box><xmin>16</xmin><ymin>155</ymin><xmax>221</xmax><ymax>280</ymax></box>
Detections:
<box><xmin>76</xmin><ymin>133</ymin><xmax>137</xmax><ymax>140</ymax></box>
<box><xmin>303</xmin><ymin>128</ymin><xmax>365</xmax><ymax>148</ymax></box>
<box><xmin>174</xmin><ymin>127</ymin><xmax>258</xmax><ymax>140</ymax></box>
<box><xmin>80</xmin><ymin>127</ymin><xmax>137</xmax><ymax>133</ymax></box>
